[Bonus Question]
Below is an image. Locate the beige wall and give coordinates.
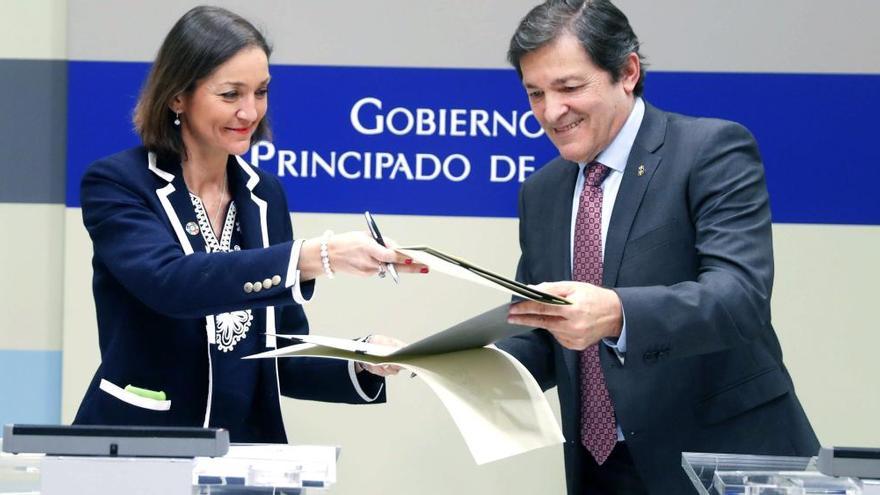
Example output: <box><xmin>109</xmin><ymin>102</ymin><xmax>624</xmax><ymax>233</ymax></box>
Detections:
<box><xmin>771</xmin><ymin>224</ymin><xmax>880</xmax><ymax>446</ymax></box>
<box><xmin>0</xmin><ymin>0</ymin><xmax>66</xmax><ymax>60</ymax></box>
<box><xmin>0</xmin><ymin>204</ymin><xmax>65</xmax><ymax>351</ymax></box>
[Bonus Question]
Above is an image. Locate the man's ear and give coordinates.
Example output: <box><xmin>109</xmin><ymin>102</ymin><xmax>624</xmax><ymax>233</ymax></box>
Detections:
<box><xmin>621</xmin><ymin>52</ymin><xmax>641</xmax><ymax>94</ymax></box>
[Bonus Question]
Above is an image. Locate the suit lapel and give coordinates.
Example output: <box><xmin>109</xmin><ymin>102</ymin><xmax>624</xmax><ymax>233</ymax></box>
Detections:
<box><xmin>602</xmin><ymin>103</ymin><xmax>667</xmax><ymax>287</ymax></box>
<box><xmin>149</xmin><ymin>153</ymin><xmax>273</xmax><ymax>255</ymax></box>
<box><xmin>545</xmin><ymin>163</ymin><xmax>582</xmax><ymax>381</ymax></box>
<box><xmin>549</xmin><ymin>163</ymin><xmax>580</xmax><ymax>282</ymax></box>
<box><xmin>230</xmin><ymin>155</ymin><xmax>278</xmax><ymax>348</ymax></box>
<box><xmin>148</xmin><ymin>152</ymin><xmax>207</xmax><ymax>255</ymax></box>
<box><xmin>229</xmin><ymin>155</ymin><xmax>268</xmax><ymax>251</ymax></box>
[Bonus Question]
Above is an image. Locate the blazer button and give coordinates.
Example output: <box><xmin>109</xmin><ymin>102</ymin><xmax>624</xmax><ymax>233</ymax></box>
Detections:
<box><xmin>263</xmin><ymin>278</ymin><xmax>272</xmax><ymax>288</ymax></box>
<box><xmin>253</xmin><ymin>281</ymin><xmax>263</xmax><ymax>292</ymax></box>
<box><xmin>243</xmin><ymin>282</ymin><xmax>254</xmax><ymax>294</ymax></box>
<box><xmin>271</xmin><ymin>275</ymin><xmax>282</xmax><ymax>286</ymax></box>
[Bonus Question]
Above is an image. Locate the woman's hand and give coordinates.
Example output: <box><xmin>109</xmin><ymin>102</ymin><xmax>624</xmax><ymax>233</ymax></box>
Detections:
<box><xmin>356</xmin><ymin>334</ymin><xmax>406</xmax><ymax>377</ymax></box>
<box><xmin>299</xmin><ymin>231</ymin><xmax>428</xmax><ymax>280</ymax></box>
<box><xmin>327</xmin><ymin>231</ymin><xmax>421</xmax><ymax>276</ymax></box>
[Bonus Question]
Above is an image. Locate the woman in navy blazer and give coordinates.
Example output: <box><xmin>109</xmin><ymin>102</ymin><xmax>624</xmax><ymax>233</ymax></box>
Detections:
<box><xmin>73</xmin><ymin>6</ymin><xmax>419</xmax><ymax>443</ymax></box>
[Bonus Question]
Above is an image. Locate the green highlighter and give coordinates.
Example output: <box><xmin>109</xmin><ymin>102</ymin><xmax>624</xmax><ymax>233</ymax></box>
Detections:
<box><xmin>124</xmin><ymin>385</ymin><xmax>167</xmax><ymax>401</ymax></box>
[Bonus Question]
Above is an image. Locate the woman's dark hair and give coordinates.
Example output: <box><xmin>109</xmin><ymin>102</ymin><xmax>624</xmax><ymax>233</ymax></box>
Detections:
<box><xmin>133</xmin><ymin>6</ymin><xmax>272</xmax><ymax>159</ymax></box>
<box><xmin>508</xmin><ymin>0</ymin><xmax>646</xmax><ymax>96</ymax></box>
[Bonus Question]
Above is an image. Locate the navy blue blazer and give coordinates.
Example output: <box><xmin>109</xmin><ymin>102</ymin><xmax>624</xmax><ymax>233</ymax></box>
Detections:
<box><xmin>74</xmin><ymin>146</ymin><xmax>384</xmax><ymax>443</ymax></box>
<box><xmin>498</xmin><ymin>103</ymin><xmax>818</xmax><ymax>494</ymax></box>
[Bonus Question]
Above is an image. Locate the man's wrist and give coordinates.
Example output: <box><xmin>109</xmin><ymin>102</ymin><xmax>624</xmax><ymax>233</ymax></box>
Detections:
<box><xmin>602</xmin><ymin>287</ymin><xmax>624</xmax><ymax>339</ymax></box>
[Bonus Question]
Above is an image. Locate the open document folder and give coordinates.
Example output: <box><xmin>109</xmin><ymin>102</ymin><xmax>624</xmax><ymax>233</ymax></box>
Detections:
<box><xmin>396</xmin><ymin>246</ymin><xmax>571</xmax><ymax>305</ymax></box>
<box><xmin>245</xmin><ymin>305</ymin><xmax>564</xmax><ymax>465</ymax></box>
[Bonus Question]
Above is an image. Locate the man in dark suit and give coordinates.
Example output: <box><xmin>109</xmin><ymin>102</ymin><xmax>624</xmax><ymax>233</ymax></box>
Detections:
<box><xmin>497</xmin><ymin>1</ymin><xmax>819</xmax><ymax>493</ymax></box>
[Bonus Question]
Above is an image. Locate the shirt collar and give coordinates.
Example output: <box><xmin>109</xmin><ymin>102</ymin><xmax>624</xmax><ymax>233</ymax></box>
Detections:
<box><xmin>580</xmin><ymin>97</ymin><xmax>645</xmax><ymax>174</ymax></box>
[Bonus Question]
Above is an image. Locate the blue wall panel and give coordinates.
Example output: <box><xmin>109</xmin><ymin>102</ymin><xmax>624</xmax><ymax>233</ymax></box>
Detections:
<box><xmin>66</xmin><ymin>61</ymin><xmax>880</xmax><ymax>225</ymax></box>
<box><xmin>645</xmin><ymin>72</ymin><xmax>880</xmax><ymax>226</ymax></box>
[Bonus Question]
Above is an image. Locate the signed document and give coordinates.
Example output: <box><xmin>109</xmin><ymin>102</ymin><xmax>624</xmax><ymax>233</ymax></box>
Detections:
<box><xmin>396</xmin><ymin>246</ymin><xmax>571</xmax><ymax>305</ymax></box>
<box><xmin>245</xmin><ymin>307</ymin><xmax>564</xmax><ymax>465</ymax></box>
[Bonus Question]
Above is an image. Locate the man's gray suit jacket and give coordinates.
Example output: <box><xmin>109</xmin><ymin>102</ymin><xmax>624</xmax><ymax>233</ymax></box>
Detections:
<box><xmin>498</xmin><ymin>102</ymin><xmax>819</xmax><ymax>494</ymax></box>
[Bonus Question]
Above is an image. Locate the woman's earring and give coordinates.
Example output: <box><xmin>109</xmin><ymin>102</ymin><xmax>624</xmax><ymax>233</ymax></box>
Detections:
<box><xmin>174</xmin><ymin>112</ymin><xmax>181</xmax><ymax>126</ymax></box>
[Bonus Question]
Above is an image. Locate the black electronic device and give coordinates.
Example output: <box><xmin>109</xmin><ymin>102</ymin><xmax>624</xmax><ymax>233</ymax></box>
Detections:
<box><xmin>2</xmin><ymin>424</ymin><xmax>229</xmax><ymax>458</ymax></box>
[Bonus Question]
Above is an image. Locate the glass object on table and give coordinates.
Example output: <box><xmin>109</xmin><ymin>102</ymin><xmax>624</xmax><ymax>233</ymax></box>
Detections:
<box><xmin>683</xmin><ymin>452</ymin><xmax>863</xmax><ymax>494</ymax></box>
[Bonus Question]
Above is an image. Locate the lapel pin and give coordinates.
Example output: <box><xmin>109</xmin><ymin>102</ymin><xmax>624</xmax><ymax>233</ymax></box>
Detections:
<box><xmin>637</xmin><ymin>164</ymin><xmax>646</xmax><ymax>177</ymax></box>
<box><xmin>185</xmin><ymin>221</ymin><xmax>200</xmax><ymax>236</ymax></box>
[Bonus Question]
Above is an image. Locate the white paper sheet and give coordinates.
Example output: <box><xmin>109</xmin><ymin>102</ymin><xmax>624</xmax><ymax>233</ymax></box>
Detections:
<box><xmin>246</xmin><ymin>342</ymin><xmax>564</xmax><ymax>465</ymax></box>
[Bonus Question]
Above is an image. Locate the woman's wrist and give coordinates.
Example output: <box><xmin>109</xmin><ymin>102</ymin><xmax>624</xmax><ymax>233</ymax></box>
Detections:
<box><xmin>297</xmin><ymin>237</ymin><xmax>327</xmax><ymax>281</ymax></box>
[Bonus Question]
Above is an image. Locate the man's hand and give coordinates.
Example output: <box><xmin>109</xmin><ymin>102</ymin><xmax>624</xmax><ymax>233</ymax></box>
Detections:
<box><xmin>507</xmin><ymin>281</ymin><xmax>623</xmax><ymax>350</ymax></box>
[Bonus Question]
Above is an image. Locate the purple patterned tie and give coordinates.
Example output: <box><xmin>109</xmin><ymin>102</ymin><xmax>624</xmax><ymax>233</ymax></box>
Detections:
<box><xmin>573</xmin><ymin>161</ymin><xmax>617</xmax><ymax>465</ymax></box>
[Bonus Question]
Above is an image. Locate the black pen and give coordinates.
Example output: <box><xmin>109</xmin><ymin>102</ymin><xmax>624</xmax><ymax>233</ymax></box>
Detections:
<box><xmin>364</xmin><ymin>211</ymin><xmax>399</xmax><ymax>284</ymax></box>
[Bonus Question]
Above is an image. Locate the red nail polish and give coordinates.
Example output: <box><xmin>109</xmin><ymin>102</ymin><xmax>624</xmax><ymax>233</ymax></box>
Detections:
<box><xmin>420</xmin><ymin>267</ymin><xmax>429</xmax><ymax>273</ymax></box>
<box><xmin>405</xmin><ymin>259</ymin><xmax>413</xmax><ymax>265</ymax></box>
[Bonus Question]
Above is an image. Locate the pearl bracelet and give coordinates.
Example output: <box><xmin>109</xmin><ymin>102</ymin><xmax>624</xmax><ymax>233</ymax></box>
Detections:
<box><xmin>320</xmin><ymin>230</ymin><xmax>335</xmax><ymax>279</ymax></box>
